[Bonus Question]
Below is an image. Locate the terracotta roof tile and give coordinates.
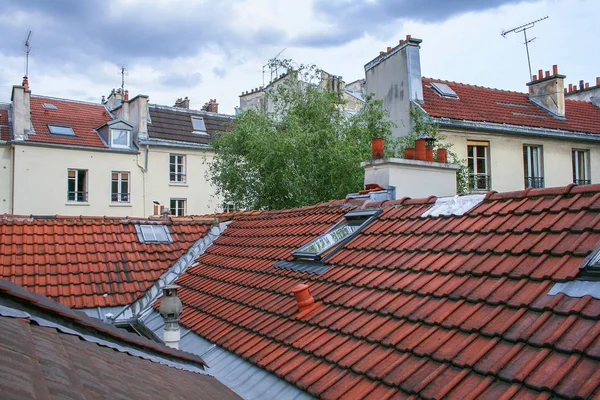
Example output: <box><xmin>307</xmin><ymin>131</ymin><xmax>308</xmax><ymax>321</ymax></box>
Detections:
<box><xmin>421</xmin><ymin>78</ymin><xmax>600</xmax><ymax>134</ymax></box>
<box><xmin>0</xmin><ymin>103</ymin><xmax>10</xmax><ymax>141</ymax></box>
<box><xmin>0</xmin><ymin>214</ymin><xmax>211</xmax><ymax>308</ymax></box>
<box><xmin>172</xmin><ymin>187</ymin><xmax>600</xmax><ymax>398</ymax></box>
<box><xmin>28</xmin><ymin>96</ymin><xmax>112</xmax><ymax>148</ymax></box>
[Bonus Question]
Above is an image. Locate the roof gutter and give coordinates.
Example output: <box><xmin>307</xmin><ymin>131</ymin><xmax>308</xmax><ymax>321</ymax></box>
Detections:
<box><xmin>140</xmin><ymin>138</ymin><xmax>213</xmax><ymax>150</ymax></box>
<box><xmin>431</xmin><ymin>117</ymin><xmax>600</xmax><ymax>143</ymax></box>
<box><xmin>8</xmin><ymin>140</ymin><xmax>141</xmax><ymax>153</ymax></box>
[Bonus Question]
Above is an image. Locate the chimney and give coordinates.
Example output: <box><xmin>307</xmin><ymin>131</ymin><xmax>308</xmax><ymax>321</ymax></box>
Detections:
<box><xmin>207</xmin><ymin>99</ymin><xmax>219</xmax><ymax>113</ymax></box>
<box><xmin>158</xmin><ymin>285</ymin><xmax>183</xmax><ymax>349</ymax></box>
<box><xmin>365</xmin><ymin>35</ymin><xmax>423</xmax><ymax>138</ymax></box>
<box><xmin>372</xmin><ymin>138</ymin><xmax>384</xmax><ymax>159</ymax></box>
<box><xmin>105</xmin><ymin>88</ymin><xmax>124</xmax><ymax>111</ymax></box>
<box><xmin>292</xmin><ymin>284</ymin><xmax>314</xmax><ymax>311</ymax></box>
<box><xmin>174</xmin><ymin>97</ymin><xmax>190</xmax><ymax>109</ymax></box>
<box><xmin>527</xmin><ymin>64</ymin><xmax>565</xmax><ymax>117</ymax></box>
<box><xmin>565</xmin><ymin>75</ymin><xmax>600</xmax><ymax>108</ymax></box>
<box><xmin>11</xmin><ymin>78</ymin><xmax>32</xmax><ymax>141</ymax></box>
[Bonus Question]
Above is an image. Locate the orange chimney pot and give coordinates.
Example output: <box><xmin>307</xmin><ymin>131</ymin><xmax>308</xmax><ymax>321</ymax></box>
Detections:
<box><xmin>292</xmin><ymin>284</ymin><xmax>314</xmax><ymax>310</ymax></box>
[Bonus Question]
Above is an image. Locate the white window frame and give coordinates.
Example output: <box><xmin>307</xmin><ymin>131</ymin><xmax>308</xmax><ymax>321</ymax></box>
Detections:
<box><xmin>170</xmin><ymin>198</ymin><xmax>186</xmax><ymax>217</ymax></box>
<box><xmin>49</xmin><ymin>124</ymin><xmax>75</xmax><ymax>136</ymax></box>
<box><xmin>169</xmin><ymin>154</ymin><xmax>186</xmax><ymax>183</ymax></box>
<box><xmin>523</xmin><ymin>145</ymin><xmax>544</xmax><ymax>188</ymax></box>
<box><xmin>110</xmin><ymin>129</ymin><xmax>131</xmax><ymax>149</ymax></box>
<box><xmin>573</xmin><ymin>149</ymin><xmax>591</xmax><ymax>185</ymax></box>
<box><xmin>191</xmin><ymin>116</ymin><xmax>208</xmax><ymax>135</ymax></box>
<box><xmin>67</xmin><ymin>169</ymin><xmax>88</xmax><ymax>202</ymax></box>
<box><xmin>467</xmin><ymin>141</ymin><xmax>490</xmax><ymax>191</ymax></box>
<box><xmin>137</xmin><ymin>225</ymin><xmax>172</xmax><ymax>243</ymax></box>
<box><xmin>111</xmin><ymin>171</ymin><xmax>130</xmax><ymax>203</ymax></box>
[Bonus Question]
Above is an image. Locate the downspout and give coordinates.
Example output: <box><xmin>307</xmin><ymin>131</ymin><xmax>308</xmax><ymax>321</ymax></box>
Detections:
<box><xmin>136</xmin><ymin>144</ymin><xmax>149</xmax><ymax>216</ymax></box>
<box><xmin>10</xmin><ymin>144</ymin><xmax>15</xmax><ymax>214</ymax></box>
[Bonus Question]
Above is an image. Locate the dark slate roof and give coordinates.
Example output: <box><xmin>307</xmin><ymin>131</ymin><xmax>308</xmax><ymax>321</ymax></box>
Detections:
<box><xmin>0</xmin><ymin>278</ymin><xmax>240</xmax><ymax>400</ymax></box>
<box><xmin>170</xmin><ymin>184</ymin><xmax>600</xmax><ymax>399</ymax></box>
<box><xmin>147</xmin><ymin>104</ymin><xmax>233</xmax><ymax>145</ymax></box>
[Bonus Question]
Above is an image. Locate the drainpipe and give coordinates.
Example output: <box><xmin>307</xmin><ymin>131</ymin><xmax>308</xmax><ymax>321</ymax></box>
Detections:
<box><xmin>10</xmin><ymin>144</ymin><xmax>15</xmax><ymax>214</ymax></box>
<box><xmin>158</xmin><ymin>284</ymin><xmax>183</xmax><ymax>349</ymax></box>
<box><xmin>136</xmin><ymin>144</ymin><xmax>149</xmax><ymax>216</ymax></box>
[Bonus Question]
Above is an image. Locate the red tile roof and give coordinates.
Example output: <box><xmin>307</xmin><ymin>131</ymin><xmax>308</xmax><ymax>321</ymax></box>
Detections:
<box><xmin>421</xmin><ymin>77</ymin><xmax>600</xmax><ymax>134</ymax></box>
<box><xmin>0</xmin><ymin>279</ymin><xmax>241</xmax><ymax>400</ymax></box>
<box><xmin>0</xmin><ymin>104</ymin><xmax>10</xmax><ymax>141</ymax></box>
<box><xmin>173</xmin><ymin>184</ymin><xmax>600</xmax><ymax>399</ymax></box>
<box><xmin>28</xmin><ymin>95</ymin><xmax>112</xmax><ymax>148</ymax></box>
<box><xmin>0</xmin><ymin>215</ymin><xmax>212</xmax><ymax>308</ymax></box>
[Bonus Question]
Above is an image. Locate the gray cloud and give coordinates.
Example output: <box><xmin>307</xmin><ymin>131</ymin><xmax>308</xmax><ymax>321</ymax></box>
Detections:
<box><xmin>295</xmin><ymin>0</ymin><xmax>535</xmax><ymax>47</ymax></box>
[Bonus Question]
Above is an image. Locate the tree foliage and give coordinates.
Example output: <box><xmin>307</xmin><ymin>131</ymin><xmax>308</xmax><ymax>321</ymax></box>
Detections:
<box><xmin>209</xmin><ymin>60</ymin><xmax>395</xmax><ymax>210</ymax></box>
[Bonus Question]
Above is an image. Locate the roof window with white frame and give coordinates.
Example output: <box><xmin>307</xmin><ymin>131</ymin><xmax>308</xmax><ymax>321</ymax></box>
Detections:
<box><xmin>191</xmin><ymin>116</ymin><xmax>207</xmax><ymax>135</ymax></box>
<box><xmin>135</xmin><ymin>225</ymin><xmax>173</xmax><ymax>243</ymax></box>
<box><xmin>274</xmin><ymin>209</ymin><xmax>381</xmax><ymax>274</ymax></box>
<box><xmin>48</xmin><ymin>124</ymin><xmax>75</xmax><ymax>136</ymax></box>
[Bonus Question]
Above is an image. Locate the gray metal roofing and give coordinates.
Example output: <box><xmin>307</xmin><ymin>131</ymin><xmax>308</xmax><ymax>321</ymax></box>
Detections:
<box><xmin>142</xmin><ymin>309</ymin><xmax>315</xmax><ymax>400</ymax></box>
<box><xmin>148</xmin><ymin>104</ymin><xmax>233</xmax><ymax>145</ymax></box>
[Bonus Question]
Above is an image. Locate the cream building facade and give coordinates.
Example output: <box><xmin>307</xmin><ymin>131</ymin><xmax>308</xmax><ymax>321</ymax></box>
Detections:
<box><xmin>1</xmin><ymin>80</ymin><xmax>231</xmax><ymax>217</ymax></box>
<box><xmin>365</xmin><ymin>36</ymin><xmax>600</xmax><ymax>193</ymax></box>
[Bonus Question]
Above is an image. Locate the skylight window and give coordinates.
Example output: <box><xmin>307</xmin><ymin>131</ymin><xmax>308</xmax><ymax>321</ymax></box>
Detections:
<box><xmin>42</xmin><ymin>103</ymin><xmax>58</xmax><ymax>110</ymax></box>
<box><xmin>430</xmin><ymin>82</ymin><xmax>458</xmax><ymax>99</ymax></box>
<box><xmin>135</xmin><ymin>225</ymin><xmax>172</xmax><ymax>243</ymax></box>
<box><xmin>48</xmin><ymin>125</ymin><xmax>75</xmax><ymax>136</ymax></box>
<box><xmin>580</xmin><ymin>246</ymin><xmax>600</xmax><ymax>279</ymax></box>
<box><xmin>191</xmin><ymin>116</ymin><xmax>207</xmax><ymax>134</ymax></box>
<box><xmin>275</xmin><ymin>209</ymin><xmax>381</xmax><ymax>274</ymax></box>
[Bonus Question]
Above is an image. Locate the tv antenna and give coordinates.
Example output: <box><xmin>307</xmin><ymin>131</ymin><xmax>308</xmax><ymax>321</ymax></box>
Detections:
<box><xmin>118</xmin><ymin>66</ymin><xmax>128</xmax><ymax>93</ymax></box>
<box><xmin>262</xmin><ymin>48</ymin><xmax>286</xmax><ymax>86</ymax></box>
<box><xmin>502</xmin><ymin>16</ymin><xmax>548</xmax><ymax>81</ymax></box>
<box><xmin>24</xmin><ymin>31</ymin><xmax>32</xmax><ymax>77</ymax></box>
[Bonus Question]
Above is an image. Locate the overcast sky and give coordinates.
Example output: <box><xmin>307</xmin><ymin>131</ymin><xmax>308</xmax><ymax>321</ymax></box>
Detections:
<box><xmin>0</xmin><ymin>0</ymin><xmax>598</xmax><ymax>114</ymax></box>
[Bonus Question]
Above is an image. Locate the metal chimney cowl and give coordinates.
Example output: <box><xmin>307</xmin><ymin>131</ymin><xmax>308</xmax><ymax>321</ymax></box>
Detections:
<box><xmin>159</xmin><ymin>284</ymin><xmax>183</xmax><ymax>349</ymax></box>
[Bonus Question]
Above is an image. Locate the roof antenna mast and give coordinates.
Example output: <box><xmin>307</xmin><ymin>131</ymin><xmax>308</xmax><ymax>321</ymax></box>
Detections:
<box><xmin>24</xmin><ymin>31</ymin><xmax>32</xmax><ymax>77</ymax></box>
<box><xmin>120</xmin><ymin>66</ymin><xmax>127</xmax><ymax>93</ymax></box>
<box><xmin>262</xmin><ymin>48</ymin><xmax>286</xmax><ymax>86</ymax></box>
<box><xmin>502</xmin><ymin>16</ymin><xmax>549</xmax><ymax>81</ymax></box>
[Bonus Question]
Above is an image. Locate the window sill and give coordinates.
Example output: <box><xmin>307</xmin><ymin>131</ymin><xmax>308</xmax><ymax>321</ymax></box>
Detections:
<box><xmin>66</xmin><ymin>202</ymin><xmax>89</xmax><ymax>206</ymax></box>
<box><xmin>169</xmin><ymin>182</ymin><xmax>189</xmax><ymax>187</ymax></box>
<box><xmin>110</xmin><ymin>203</ymin><xmax>132</xmax><ymax>207</ymax></box>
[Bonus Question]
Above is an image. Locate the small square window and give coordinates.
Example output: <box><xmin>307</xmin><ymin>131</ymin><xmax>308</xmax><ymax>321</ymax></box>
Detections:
<box><xmin>49</xmin><ymin>125</ymin><xmax>75</xmax><ymax>136</ymax></box>
<box><xmin>191</xmin><ymin>116</ymin><xmax>207</xmax><ymax>134</ymax></box>
<box><xmin>111</xmin><ymin>129</ymin><xmax>130</xmax><ymax>148</ymax></box>
<box><xmin>170</xmin><ymin>198</ymin><xmax>186</xmax><ymax>216</ymax></box>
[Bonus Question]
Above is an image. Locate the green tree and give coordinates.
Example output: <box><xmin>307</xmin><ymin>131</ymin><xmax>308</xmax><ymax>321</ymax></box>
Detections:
<box><xmin>209</xmin><ymin>60</ymin><xmax>396</xmax><ymax>210</ymax></box>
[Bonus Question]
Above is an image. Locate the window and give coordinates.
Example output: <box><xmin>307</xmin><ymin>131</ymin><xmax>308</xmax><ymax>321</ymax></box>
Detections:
<box><xmin>136</xmin><ymin>225</ymin><xmax>172</xmax><ymax>243</ymax></box>
<box><xmin>110</xmin><ymin>129</ymin><xmax>130</xmax><ymax>148</ymax></box>
<box><xmin>170</xmin><ymin>199</ymin><xmax>186</xmax><ymax>216</ymax></box>
<box><xmin>191</xmin><ymin>116</ymin><xmax>207</xmax><ymax>134</ymax></box>
<box><xmin>467</xmin><ymin>141</ymin><xmax>490</xmax><ymax>191</ymax></box>
<box><xmin>169</xmin><ymin>154</ymin><xmax>186</xmax><ymax>183</ymax></box>
<box><xmin>523</xmin><ymin>145</ymin><xmax>544</xmax><ymax>188</ymax></box>
<box><xmin>49</xmin><ymin>125</ymin><xmax>75</xmax><ymax>136</ymax></box>
<box><xmin>573</xmin><ymin>149</ymin><xmax>591</xmax><ymax>185</ymax></box>
<box><xmin>111</xmin><ymin>171</ymin><xmax>130</xmax><ymax>203</ymax></box>
<box><xmin>67</xmin><ymin>169</ymin><xmax>87</xmax><ymax>202</ymax></box>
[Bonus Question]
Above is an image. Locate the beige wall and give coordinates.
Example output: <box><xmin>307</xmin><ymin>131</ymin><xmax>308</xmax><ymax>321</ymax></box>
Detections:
<box><xmin>12</xmin><ymin>145</ymin><xmax>144</xmax><ymax>216</ymax></box>
<box><xmin>441</xmin><ymin>128</ymin><xmax>600</xmax><ymax>192</ymax></box>
<box><xmin>0</xmin><ymin>145</ymin><xmax>12</xmax><ymax>213</ymax></box>
<box><xmin>10</xmin><ymin>144</ymin><xmax>221</xmax><ymax>217</ymax></box>
<box><xmin>143</xmin><ymin>146</ymin><xmax>220</xmax><ymax>216</ymax></box>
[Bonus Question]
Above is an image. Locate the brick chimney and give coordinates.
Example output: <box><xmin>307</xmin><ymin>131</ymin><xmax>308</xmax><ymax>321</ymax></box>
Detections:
<box><xmin>174</xmin><ymin>97</ymin><xmax>190</xmax><ymax>109</ymax></box>
<box><xmin>10</xmin><ymin>77</ymin><xmax>32</xmax><ymax>141</ymax></box>
<box><xmin>158</xmin><ymin>285</ymin><xmax>183</xmax><ymax>349</ymax></box>
<box><xmin>207</xmin><ymin>99</ymin><xmax>219</xmax><ymax>113</ymax></box>
<box><xmin>527</xmin><ymin>65</ymin><xmax>566</xmax><ymax>117</ymax></box>
<box><xmin>565</xmin><ymin>75</ymin><xmax>600</xmax><ymax>108</ymax></box>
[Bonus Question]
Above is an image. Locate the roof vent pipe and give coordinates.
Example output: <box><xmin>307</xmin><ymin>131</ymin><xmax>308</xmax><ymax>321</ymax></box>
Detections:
<box><xmin>292</xmin><ymin>284</ymin><xmax>314</xmax><ymax>311</ymax></box>
<box><xmin>159</xmin><ymin>284</ymin><xmax>183</xmax><ymax>349</ymax></box>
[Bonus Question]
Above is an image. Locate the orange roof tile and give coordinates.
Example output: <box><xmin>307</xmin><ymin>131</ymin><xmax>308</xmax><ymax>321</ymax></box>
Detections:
<box><xmin>0</xmin><ymin>103</ymin><xmax>10</xmax><ymax>141</ymax></box>
<box><xmin>421</xmin><ymin>77</ymin><xmax>600</xmax><ymax>134</ymax></box>
<box><xmin>28</xmin><ymin>96</ymin><xmax>112</xmax><ymax>148</ymax></box>
<box><xmin>173</xmin><ymin>185</ymin><xmax>600</xmax><ymax>398</ymax></box>
<box><xmin>0</xmin><ymin>214</ymin><xmax>211</xmax><ymax>308</ymax></box>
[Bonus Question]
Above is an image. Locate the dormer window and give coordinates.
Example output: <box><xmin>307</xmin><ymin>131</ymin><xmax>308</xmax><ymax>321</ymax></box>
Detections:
<box><xmin>48</xmin><ymin>125</ymin><xmax>75</xmax><ymax>136</ymax></box>
<box><xmin>191</xmin><ymin>116</ymin><xmax>207</xmax><ymax>135</ymax></box>
<box><xmin>275</xmin><ymin>209</ymin><xmax>381</xmax><ymax>274</ymax></box>
<box><xmin>111</xmin><ymin>129</ymin><xmax>130</xmax><ymax>149</ymax></box>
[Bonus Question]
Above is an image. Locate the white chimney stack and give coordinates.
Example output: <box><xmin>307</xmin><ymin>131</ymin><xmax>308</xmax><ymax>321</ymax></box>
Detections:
<box><xmin>159</xmin><ymin>284</ymin><xmax>183</xmax><ymax>350</ymax></box>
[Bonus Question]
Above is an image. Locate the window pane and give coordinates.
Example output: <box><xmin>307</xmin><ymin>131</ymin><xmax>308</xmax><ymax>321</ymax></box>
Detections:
<box><xmin>299</xmin><ymin>224</ymin><xmax>359</xmax><ymax>255</ymax></box>
<box><xmin>192</xmin><ymin>117</ymin><xmax>206</xmax><ymax>131</ymax></box>
<box><xmin>112</xmin><ymin>130</ymin><xmax>129</xmax><ymax>146</ymax></box>
<box><xmin>140</xmin><ymin>225</ymin><xmax>156</xmax><ymax>241</ymax></box>
<box><xmin>49</xmin><ymin>125</ymin><xmax>75</xmax><ymax>135</ymax></box>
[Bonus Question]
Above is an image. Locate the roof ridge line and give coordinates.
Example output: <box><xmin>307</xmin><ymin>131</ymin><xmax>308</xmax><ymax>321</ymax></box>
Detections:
<box><xmin>423</xmin><ymin>77</ymin><xmax>527</xmax><ymax>95</ymax></box>
<box><xmin>32</xmin><ymin>94</ymin><xmax>104</xmax><ymax>107</ymax></box>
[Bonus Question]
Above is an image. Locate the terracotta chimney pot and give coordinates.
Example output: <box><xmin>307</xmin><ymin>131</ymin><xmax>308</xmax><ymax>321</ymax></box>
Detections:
<box><xmin>372</xmin><ymin>138</ymin><xmax>384</xmax><ymax>160</ymax></box>
<box><xmin>415</xmin><ymin>138</ymin><xmax>427</xmax><ymax>161</ymax></box>
<box><xmin>292</xmin><ymin>284</ymin><xmax>314</xmax><ymax>310</ymax></box>
<box><xmin>538</xmin><ymin>69</ymin><xmax>543</xmax><ymax>80</ymax></box>
<box><xmin>552</xmin><ymin>65</ymin><xmax>558</xmax><ymax>75</ymax></box>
